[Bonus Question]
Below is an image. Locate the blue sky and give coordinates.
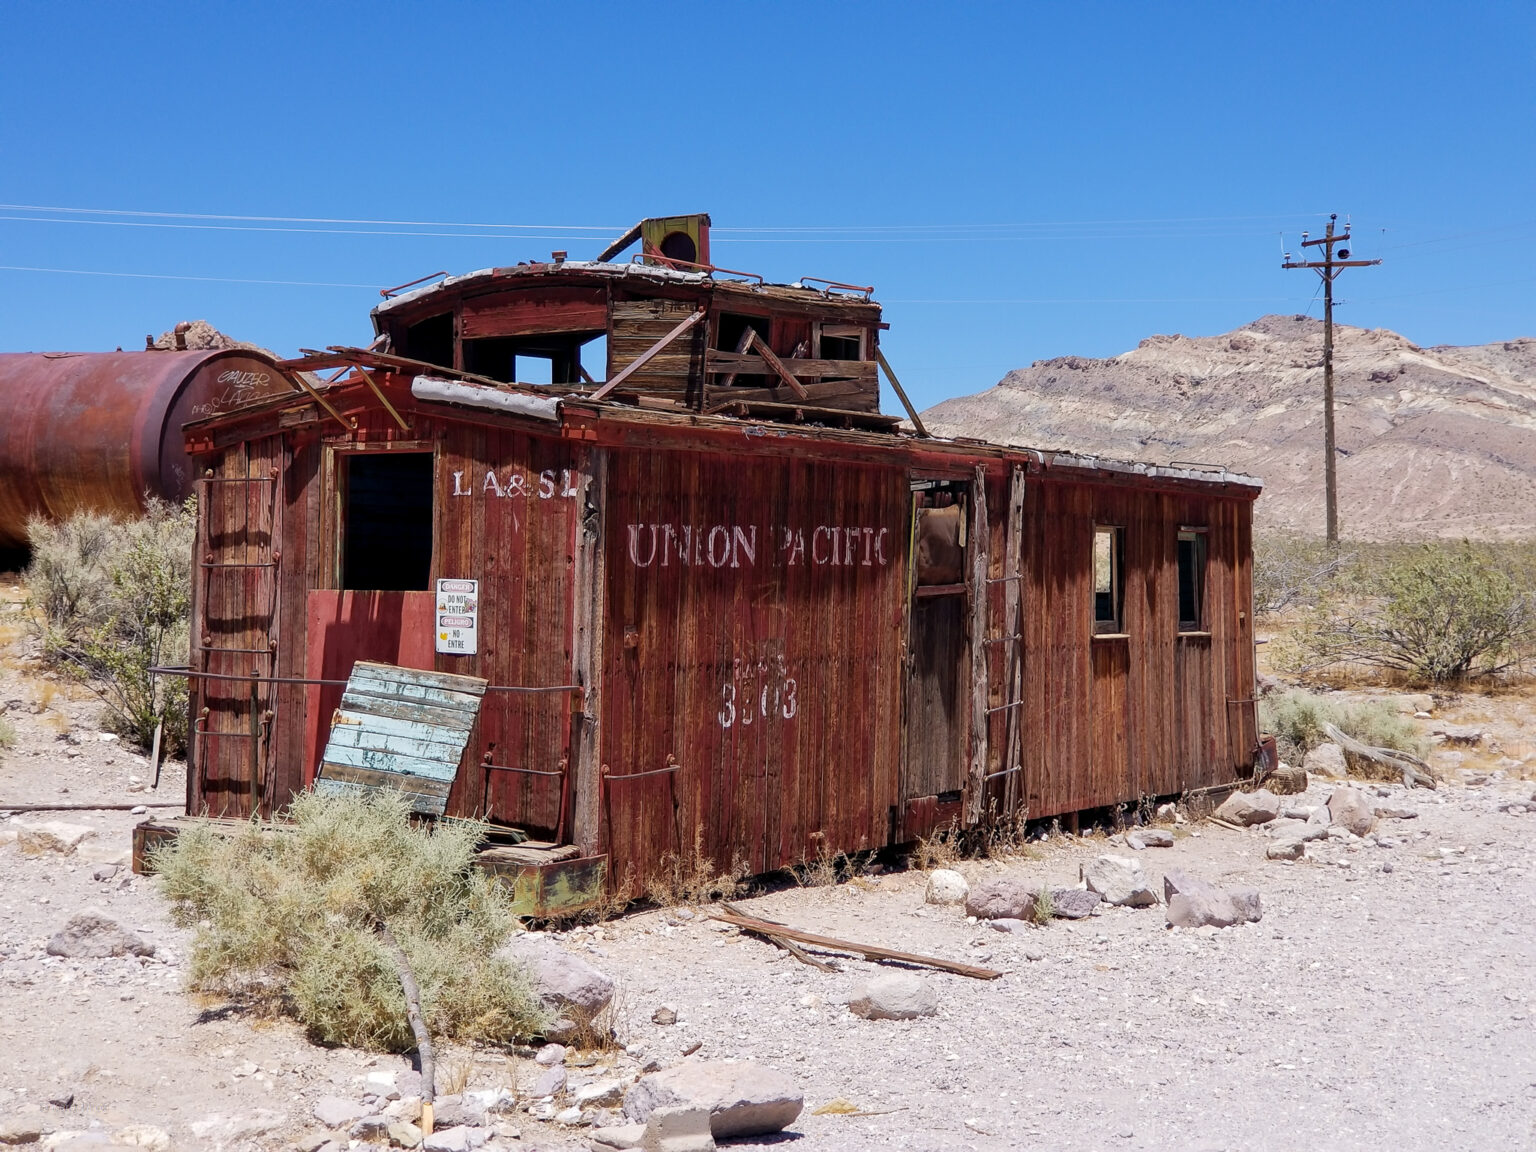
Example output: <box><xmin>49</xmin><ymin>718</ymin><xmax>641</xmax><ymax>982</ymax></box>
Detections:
<box><xmin>2</xmin><ymin>1</ymin><xmax>1532</xmax><ymax>410</ymax></box>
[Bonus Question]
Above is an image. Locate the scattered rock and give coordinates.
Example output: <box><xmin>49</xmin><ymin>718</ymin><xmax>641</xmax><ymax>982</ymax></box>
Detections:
<box><xmin>1081</xmin><ymin>855</ymin><xmax>1159</xmax><ymax>907</ymax></box>
<box><xmin>651</xmin><ymin>1006</ymin><xmax>678</xmax><ymax>1026</ymax></box>
<box><xmin>924</xmin><ymin>869</ymin><xmax>969</xmax><ymax>905</ymax></box>
<box><xmin>0</xmin><ymin>1117</ymin><xmax>47</xmax><ymax>1144</ymax></box>
<box><xmin>1432</xmin><ymin>723</ymin><xmax>1484</xmax><ymax>747</ymax></box>
<box><xmin>387</xmin><ymin>1120</ymin><xmax>423</xmax><ymax>1147</ymax></box>
<box><xmin>963</xmin><ymin>875</ymin><xmax>1037</xmax><ymax>920</ymax></box>
<box><xmin>530</xmin><ymin>1066</ymin><xmax>567</xmax><ymax>1098</ymax></box>
<box><xmin>623</xmin><ymin>1061</ymin><xmax>803</xmax><ymax>1139</ymax></box>
<box><xmin>1155</xmin><ymin>803</ymin><xmax>1180</xmax><ymax>823</ymax></box>
<box><xmin>1163</xmin><ymin>869</ymin><xmax>1261</xmax><ymax>928</ymax></box>
<box><xmin>641</xmin><ymin>1104</ymin><xmax>716</xmax><ymax>1152</ymax></box>
<box><xmin>349</xmin><ymin>1116</ymin><xmax>390</xmax><ymax>1140</ymax></box>
<box><xmin>423</xmin><ymin>1125</ymin><xmax>475</xmax><ymax>1152</ymax></box>
<box><xmin>1374</xmin><ymin>804</ymin><xmax>1418</xmax><ymax>820</ymax></box>
<box><xmin>1050</xmin><ymin>888</ymin><xmax>1102</xmax><ymax>919</ymax></box>
<box><xmin>557</xmin><ymin>1106</ymin><xmax>588</xmax><ymax>1126</ymax></box>
<box><xmin>313</xmin><ymin>1097</ymin><xmax>369</xmax><ymax>1129</ymax></box>
<box><xmin>1266</xmin><ymin>839</ymin><xmax>1306</xmax><ymax>860</ymax></box>
<box><xmin>591</xmin><ymin>1122</ymin><xmax>647</xmax><ymax>1150</ymax></box>
<box><xmin>498</xmin><ymin>935</ymin><xmax>614</xmax><ymax>1041</ymax></box>
<box><xmin>536</xmin><ymin>1043</ymin><xmax>568</xmax><ymax>1066</ymax></box>
<box><xmin>46</xmin><ymin>911</ymin><xmax>155</xmax><ymax>959</ymax></box>
<box><xmin>847</xmin><ymin>973</ymin><xmax>938</xmax><ymax>1020</ymax></box>
<box><xmin>113</xmin><ymin>1125</ymin><xmax>171</xmax><ymax>1150</ymax></box>
<box><xmin>1214</xmin><ymin>788</ymin><xmax>1281</xmax><ymax>826</ymax></box>
<box><xmin>1303</xmin><ymin>743</ymin><xmax>1347</xmax><ymax>779</ymax></box>
<box><xmin>14</xmin><ymin>820</ymin><xmax>93</xmax><ymax>856</ymax></box>
<box><xmin>1126</xmin><ymin>828</ymin><xmax>1174</xmax><ymax>849</ymax></box>
<box><xmin>90</xmin><ymin>865</ymin><xmax>121</xmax><ymax>882</ymax></box>
<box><xmin>1328</xmin><ymin>787</ymin><xmax>1378</xmax><ymax>837</ymax></box>
<box><xmin>47</xmin><ymin>1092</ymin><xmax>74</xmax><ymax>1110</ymax></box>
<box><xmin>294</xmin><ymin>1134</ymin><xmax>331</xmax><ymax>1152</ymax></box>
<box><xmin>576</xmin><ymin>1081</ymin><xmax>628</xmax><ymax>1109</ymax></box>
<box><xmin>430</xmin><ymin>1099</ymin><xmax>485</xmax><ymax>1129</ymax></box>
<box><xmin>987</xmin><ymin>918</ymin><xmax>1028</xmax><ymax>933</ymax></box>
<box><xmin>1267</xmin><ymin>763</ymin><xmax>1309</xmax><ymax>795</ymax></box>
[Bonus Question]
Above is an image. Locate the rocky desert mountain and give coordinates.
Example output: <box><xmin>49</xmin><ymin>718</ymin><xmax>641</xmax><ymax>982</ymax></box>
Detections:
<box><xmin>922</xmin><ymin>315</ymin><xmax>1536</xmax><ymax>540</ymax></box>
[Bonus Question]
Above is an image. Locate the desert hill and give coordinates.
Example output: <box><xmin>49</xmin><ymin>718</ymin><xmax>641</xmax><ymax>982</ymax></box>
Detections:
<box><xmin>921</xmin><ymin>314</ymin><xmax>1536</xmax><ymax>540</ymax></box>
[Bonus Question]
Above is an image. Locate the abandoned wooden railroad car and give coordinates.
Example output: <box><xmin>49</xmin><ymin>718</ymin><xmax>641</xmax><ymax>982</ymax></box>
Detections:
<box><xmin>179</xmin><ymin>217</ymin><xmax>1262</xmax><ymax>899</ymax></box>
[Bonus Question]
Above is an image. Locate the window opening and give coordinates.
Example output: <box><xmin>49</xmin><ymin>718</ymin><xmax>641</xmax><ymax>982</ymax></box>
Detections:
<box><xmin>816</xmin><ymin>324</ymin><xmax>866</xmax><ymax>363</ymax></box>
<box><xmin>341</xmin><ymin>452</ymin><xmax>434</xmax><ymax>591</ymax></box>
<box><xmin>402</xmin><ymin>313</ymin><xmax>454</xmax><ymax>369</ymax></box>
<box><xmin>1093</xmin><ymin>526</ymin><xmax>1124</xmax><ymax>634</ymax></box>
<box><xmin>912</xmin><ymin>479</ymin><xmax>969</xmax><ymax>592</ymax></box>
<box><xmin>658</xmin><ymin>230</ymin><xmax>697</xmax><ymax>264</ymax></box>
<box><xmin>716</xmin><ymin>313</ymin><xmax>773</xmax><ymax>388</ymax></box>
<box><xmin>1177</xmin><ymin>528</ymin><xmax>1208</xmax><ymax>632</ymax></box>
<box><xmin>462</xmin><ymin>333</ymin><xmax>597</xmax><ymax>386</ymax></box>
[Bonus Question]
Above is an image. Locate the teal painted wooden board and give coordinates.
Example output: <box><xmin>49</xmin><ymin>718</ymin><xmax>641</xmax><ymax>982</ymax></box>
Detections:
<box><xmin>316</xmin><ymin>661</ymin><xmax>488</xmax><ymax>816</ymax></box>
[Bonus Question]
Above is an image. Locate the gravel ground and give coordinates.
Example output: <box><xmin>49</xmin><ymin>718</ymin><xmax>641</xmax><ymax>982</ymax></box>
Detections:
<box><xmin>2</xmin><ymin>575</ymin><xmax>1534</xmax><ymax>1151</ymax></box>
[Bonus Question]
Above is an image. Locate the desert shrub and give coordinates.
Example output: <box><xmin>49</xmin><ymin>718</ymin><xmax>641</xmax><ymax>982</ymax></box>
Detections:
<box><xmin>26</xmin><ymin>500</ymin><xmax>193</xmax><ymax>753</ymax></box>
<box><xmin>153</xmin><ymin>789</ymin><xmax>547</xmax><ymax>1051</ymax></box>
<box><xmin>1253</xmin><ymin>531</ymin><xmax>1354</xmax><ymax>615</ymax></box>
<box><xmin>644</xmin><ymin>825</ymin><xmax>747</xmax><ymax>906</ymax></box>
<box><xmin>1279</xmin><ymin>542</ymin><xmax>1535</xmax><ymax>684</ymax></box>
<box><xmin>1261</xmin><ymin>689</ymin><xmax>1425</xmax><ymax>767</ymax></box>
<box><xmin>24</xmin><ymin>511</ymin><xmax>119</xmax><ymax>650</ymax></box>
<box><xmin>0</xmin><ymin>715</ymin><xmax>14</xmax><ymax>751</ymax></box>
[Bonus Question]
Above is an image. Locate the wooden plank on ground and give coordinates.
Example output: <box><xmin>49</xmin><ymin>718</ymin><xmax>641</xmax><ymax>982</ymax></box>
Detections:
<box><xmin>711</xmin><ymin>909</ymin><xmax>1003</xmax><ymax>979</ymax></box>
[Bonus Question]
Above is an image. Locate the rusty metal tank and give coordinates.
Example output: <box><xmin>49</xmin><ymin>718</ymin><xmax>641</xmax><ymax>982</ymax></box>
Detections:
<box><xmin>0</xmin><ymin>349</ymin><xmax>295</xmax><ymax>548</ymax></box>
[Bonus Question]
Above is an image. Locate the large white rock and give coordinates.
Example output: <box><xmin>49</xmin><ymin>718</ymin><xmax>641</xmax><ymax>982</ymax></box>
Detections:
<box><xmin>1303</xmin><ymin>742</ymin><xmax>1347</xmax><ymax>779</ymax></box>
<box><xmin>847</xmin><ymin>972</ymin><xmax>939</xmax><ymax>1020</ymax></box>
<box><xmin>497</xmin><ymin>933</ymin><xmax>614</xmax><ymax>1040</ymax></box>
<box><xmin>623</xmin><ymin>1062</ymin><xmax>802</xmax><ymax>1139</ymax></box>
<box><xmin>1328</xmin><ymin>787</ymin><xmax>1377</xmax><ymax>837</ymax></box>
<box><xmin>1214</xmin><ymin>789</ymin><xmax>1281</xmax><ymax>826</ymax></box>
<box><xmin>923</xmin><ymin>869</ymin><xmax>969</xmax><ymax>905</ymax></box>
<box><xmin>1080</xmin><ymin>854</ymin><xmax>1158</xmax><ymax>907</ymax></box>
<box><xmin>46</xmin><ymin>910</ymin><xmax>155</xmax><ymax>958</ymax></box>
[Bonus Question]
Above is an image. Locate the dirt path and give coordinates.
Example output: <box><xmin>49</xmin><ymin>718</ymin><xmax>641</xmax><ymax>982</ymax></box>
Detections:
<box><xmin>2</xmin><ymin>576</ymin><xmax>1534</xmax><ymax>1150</ymax></box>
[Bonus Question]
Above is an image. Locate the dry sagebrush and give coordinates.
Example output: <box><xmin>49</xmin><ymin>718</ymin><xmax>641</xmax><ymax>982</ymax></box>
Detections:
<box><xmin>153</xmin><ymin>790</ymin><xmax>547</xmax><ymax>1050</ymax></box>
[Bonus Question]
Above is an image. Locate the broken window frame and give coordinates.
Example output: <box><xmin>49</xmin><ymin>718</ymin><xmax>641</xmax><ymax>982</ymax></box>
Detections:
<box><xmin>1092</xmin><ymin>525</ymin><xmax>1125</xmax><ymax>636</ymax></box>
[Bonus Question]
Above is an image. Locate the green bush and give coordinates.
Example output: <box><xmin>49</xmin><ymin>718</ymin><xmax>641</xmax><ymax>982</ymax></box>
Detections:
<box><xmin>1260</xmin><ymin>689</ymin><xmax>1425</xmax><ymax>767</ymax></box>
<box><xmin>1279</xmin><ymin>542</ymin><xmax>1535</xmax><ymax>684</ymax></box>
<box><xmin>153</xmin><ymin>789</ymin><xmax>546</xmax><ymax>1051</ymax></box>
<box><xmin>25</xmin><ymin>501</ymin><xmax>193</xmax><ymax>753</ymax></box>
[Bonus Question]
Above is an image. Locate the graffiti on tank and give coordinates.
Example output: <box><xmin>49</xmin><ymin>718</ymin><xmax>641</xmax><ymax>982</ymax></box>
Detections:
<box><xmin>718</xmin><ymin>646</ymin><xmax>797</xmax><ymax>729</ymax></box>
<box><xmin>626</xmin><ymin>523</ymin><xmax>889</xmax><ymax>571</ymax></box>
<box><xmin>189</xmin><ymin>369</ymin><xmax>278</xmax><ymax>417</ymax></box>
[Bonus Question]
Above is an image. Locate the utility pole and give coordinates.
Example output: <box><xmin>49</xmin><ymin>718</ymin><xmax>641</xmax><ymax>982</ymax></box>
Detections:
<box><xmin>1282</xmin><ymin>214</ymin><xmax>1380</xmax><ymax>546</ymax></box>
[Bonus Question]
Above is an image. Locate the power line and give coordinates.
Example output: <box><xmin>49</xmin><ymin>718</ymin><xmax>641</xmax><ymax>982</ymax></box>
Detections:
<box><xmin>0</xmin><ymin>265</ymin><xmax>380</xmax><ymax>288</ymax></box>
